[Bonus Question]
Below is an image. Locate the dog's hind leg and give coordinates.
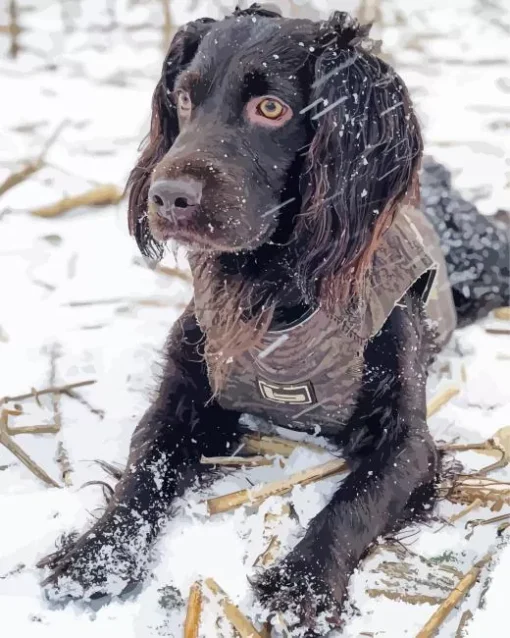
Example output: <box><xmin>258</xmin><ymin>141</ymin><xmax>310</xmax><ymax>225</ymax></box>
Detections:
<box><xmin>420</xmin><ymin>156</ymin><xmax>509</xmax><ymax>327</ymax></box>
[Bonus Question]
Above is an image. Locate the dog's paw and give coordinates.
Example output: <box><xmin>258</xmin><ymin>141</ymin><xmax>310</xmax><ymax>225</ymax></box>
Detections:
<box><xmin>37</xmin><ymin>518</ymin><xmax>148</xmax><ymax>603</ymax></box>
<box><xmin>252</xmin><ymin>553</ymin><xmax>345</xmax><ymax>637</ymax></box>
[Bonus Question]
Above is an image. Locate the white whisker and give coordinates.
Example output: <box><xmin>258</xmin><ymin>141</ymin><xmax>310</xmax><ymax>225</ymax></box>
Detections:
<box><xmin>261</xmin><ymin>197</ymin><xmax>296</xmax><ymax>218</ymax></box>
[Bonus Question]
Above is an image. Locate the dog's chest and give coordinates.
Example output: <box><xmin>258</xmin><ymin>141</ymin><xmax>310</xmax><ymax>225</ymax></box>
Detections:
<box><xmin>216</xmin><ymin>307</ymin><xmax>364</xmax><ymax>435</ymax></box>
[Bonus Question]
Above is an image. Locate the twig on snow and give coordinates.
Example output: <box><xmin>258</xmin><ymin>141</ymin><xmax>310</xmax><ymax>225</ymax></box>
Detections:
<box><xmin>0</xmin><ymin>120</ymin><xmax>68</xmax><ymax>198</ymax></box>
<box><xmin>205</xmin><ymin>458</ymin><xmax>347</xmax><ymax>515</ymax></box>
<box><xmin>448</xmin><ymin>499</ymin><xmax>483</xmax><ymax>524</ymax></box>
<box><xmin>367</xmin><ymin>589</ymin><xmax>443</xmax><ymax>605</ymax></box>
<box><xmin>8</xmin><ymin>0</ymin><xmax>19</xmax><ymax>58</ymax></box>
<box><xmin>0</xmin><ymin>408</ymin><xmax>60</xmax><ymax>487</ymax></box>
<box><xmin>31</xmin><ymin>184</ymin><xmax>123</xmax><ymax>217</ymax></box>
<box><xmin>455</xmin><ymin>610</ymin><xmax>473</xmax><ymax>638</ymax></box>
<box><xmin>160</xmin><ymin>0</ymin><xmax>174</xmax><ymax>50</ymax></box>
<box><xmin>427</xmin><ymin>386</ymin><xmax>460</xmax><ymax>418</ymax></box>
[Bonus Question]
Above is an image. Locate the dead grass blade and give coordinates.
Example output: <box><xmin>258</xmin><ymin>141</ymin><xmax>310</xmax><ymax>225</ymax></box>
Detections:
<box><xmin>0</xmin><ymin>120</ymin><xmax>68</xmax><ymax>198</ymax></box>
<box><xmin>416</xmin><ymin>552</ymin><xmax>493</xmax><ymax>638</ymax></box>
<box><xmin>444</xmin><ymin>475</ymin><xmax>510</xmax><ymax>509</ymax></box>
<box><xmin>56</xmin><ymin>440</ymin><xmax>72</xmax><ymax>487</ymax></box>
<box><xmin>455</xmin><ymin>609</ymin><xmax>473</xmax><ymax>638</ymax></box>
<box><xmin>440</xmin><ymin>427</ymin><xmax>510</xmax><ymax>476</ymax></box>
<box><xmin>367</xmin><ymin>589</ymin><xmax>443</xmax><ymax>605</ymax></box>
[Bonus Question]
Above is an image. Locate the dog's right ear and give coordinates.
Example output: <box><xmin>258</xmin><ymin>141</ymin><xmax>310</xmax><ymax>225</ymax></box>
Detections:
<box><xmin>127</xmin><ymin>18</ymin><xmax>215</xmax><ymax>259</ymax></box>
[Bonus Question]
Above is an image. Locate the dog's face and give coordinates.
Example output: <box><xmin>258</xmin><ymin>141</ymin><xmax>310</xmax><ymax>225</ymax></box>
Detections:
<box><xmin>128</xmin><ymin>8</ymin><xmax>422</xmax><ymax>283</ymax></box>
<box><xmin>146</xmin><ymin>18</ymin><xmax>313</xmax><ymax>252</ymax></box>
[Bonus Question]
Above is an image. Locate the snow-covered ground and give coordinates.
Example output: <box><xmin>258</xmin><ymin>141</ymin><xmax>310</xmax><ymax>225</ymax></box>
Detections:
<box><xmin>0</xmin><ymin>1</ymin><xmax>509</xmax><ymax>636</ymax></box>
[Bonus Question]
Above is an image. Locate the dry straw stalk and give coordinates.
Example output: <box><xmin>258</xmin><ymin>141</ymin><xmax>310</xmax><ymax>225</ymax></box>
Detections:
<box><xmin>183</xmin><ymin>581</ymin><xmax>203</xmax><ymax>638</ymax></box>
<box><xmin>205</xmin><ymin>457</ymin><xmax>347</xmax><ymax>515</ymax></box>
<box><xmin>31</xmin><ymin>184</ymin><xmax>122</xmax><ymax>217</ymax></box>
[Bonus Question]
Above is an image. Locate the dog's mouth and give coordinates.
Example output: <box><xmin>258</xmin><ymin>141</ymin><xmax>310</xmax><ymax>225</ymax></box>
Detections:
<box><xmin>147</xmin><ymin>206</ymin><xmax>272</xmax><ymax>254</ymax></box>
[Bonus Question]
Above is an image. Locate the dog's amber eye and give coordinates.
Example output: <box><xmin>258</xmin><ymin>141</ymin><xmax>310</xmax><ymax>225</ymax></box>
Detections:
<box><xmin>256</xmin><ymin>97</ymin><xmax>286</xmax><ymax>120</ymax></box>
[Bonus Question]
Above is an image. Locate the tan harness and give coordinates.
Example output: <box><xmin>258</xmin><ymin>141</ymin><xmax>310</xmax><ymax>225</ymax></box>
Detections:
<box><xmin>193</xmin><ymin>205</ymin><xmax>457</xmax><ymax>434</ymax></box>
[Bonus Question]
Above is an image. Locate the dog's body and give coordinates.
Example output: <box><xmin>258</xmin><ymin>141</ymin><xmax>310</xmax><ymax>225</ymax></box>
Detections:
<box><xmin>38</xmin><ymin>6</ymin><xmax>509</xmax><ymax>636</ymax></box>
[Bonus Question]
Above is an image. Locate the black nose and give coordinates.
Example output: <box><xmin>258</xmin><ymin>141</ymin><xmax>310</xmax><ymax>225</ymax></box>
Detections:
<box><xmin>148</xmin><ymin>179</ymin><xmax>202</xmax><ymax>221</ymax></box>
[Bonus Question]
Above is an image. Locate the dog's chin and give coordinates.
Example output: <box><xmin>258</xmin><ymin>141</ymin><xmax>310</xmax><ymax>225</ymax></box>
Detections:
<box><xmin>148</xmin><ymin>215</ymin><xmax>273</xmax><ymax>255</ymax></box>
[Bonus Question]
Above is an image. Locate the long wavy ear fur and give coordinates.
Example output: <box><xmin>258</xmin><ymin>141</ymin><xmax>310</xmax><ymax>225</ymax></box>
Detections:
<box><xmin>126</xmin><ymin>18</ymin><xmax>215</xmax><ymax>259</ymax></box>
<box><xmin>297</xmin><ymin>11</ymin><xmax>423</xmax><ymax>306</ymax></box>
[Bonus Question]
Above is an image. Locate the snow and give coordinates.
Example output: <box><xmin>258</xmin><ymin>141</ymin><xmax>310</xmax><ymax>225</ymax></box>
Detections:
<box><xmin>0</xmin><ymin>1</ymin><xmax>509</xmax><ymax>637</ymax></box>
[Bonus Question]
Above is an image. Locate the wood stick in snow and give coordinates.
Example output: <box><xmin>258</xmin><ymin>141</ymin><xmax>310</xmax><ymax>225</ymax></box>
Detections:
<box><xmin>427</xmin><ymin>386</ymin><xmax>460</xmax><ymax>418</ymax></box>
<box><xmin>485</xmin><ymin>326</ymin><xmax>510</xmax><ymax>335</ymax></box>
<box><xmin>0</xmin><ymin>409</ymin><xmax>60</xmax><ymax>488</ymax></box>
<box><xmin>241</xmin><ymin>433</ymin><xmax>327</xmax><ymax>457</ymax></box>
<box><xmin>0</xmin><ymin>379</ymin><xmax>96</xmax><ymax>405</ymax></box>
<box><xmin>448</xmin><ymin>499</ymin><xmax>483</xmax><ymax>524</ymax></box>
<box><xmin>0</xmin><ymin>160</ymin><xmax>43</xmax><ymax>198</ymax></box>
<box><xmin>254</xmin><ymin>535</ymin><xmax>281</xmax><ymax>567</ymax></box>
<box><xmin>205</xmin><ymin>458</ymin><xmax>347</xmax><ymax>515</ymax></box>
<box><xmin>204</xmin><ymin>578</ymin><xmax>263</xmax><ymax>638</ymax></box>
<box><xmin>6</xmin><ymin>423</ymin><xmax>60</xmax><ymax>435</ymax></box>
<box><xmin>0</xmin><ymin>120</ymin><xmax>68</xmax><ymax>198</ymax></box>
<box><xmin>8</xmin><ymin>0</ymin><xmax>19</xmax><ymax>58</ymax></box>
<box><xmin>31</xmin><ymin>184</ymin><xmax>123</xmax><ymax>217</ymax></box>
<box><xmin>494</xmin><ymin>307</ymin><xmax>510</xmax><ymax>320</ymax></box>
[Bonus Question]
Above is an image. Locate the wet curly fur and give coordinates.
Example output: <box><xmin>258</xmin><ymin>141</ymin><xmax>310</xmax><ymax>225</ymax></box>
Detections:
<box><xmin>37</xmin><ymin>5</ymin><xmax>509</xmax><ymax>636</ymax></box>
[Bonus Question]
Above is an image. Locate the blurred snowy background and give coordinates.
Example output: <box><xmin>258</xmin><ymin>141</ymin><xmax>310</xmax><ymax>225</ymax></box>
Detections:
<box><xmin>0</xmin><ymin>1</ymin><xmax>509</xmax><ymax>637</ymax></box>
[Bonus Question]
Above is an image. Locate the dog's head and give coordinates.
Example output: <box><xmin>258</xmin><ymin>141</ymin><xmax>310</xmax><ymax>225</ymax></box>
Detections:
<box><xmin>128</xmin><ymin>5</ymin><xmax>422</xmax><ymax>295</ymax></box>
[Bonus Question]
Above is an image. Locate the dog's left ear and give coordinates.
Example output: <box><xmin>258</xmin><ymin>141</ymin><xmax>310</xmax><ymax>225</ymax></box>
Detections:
<box><xmin>127</xmin><ymin>18</ymin><xmax>215</xmax><ymax>260</ymax></box>
<box><xmin>297</xmin><ymin>12</ymin><xmax>423</xmax><ymax>302</ymax></box>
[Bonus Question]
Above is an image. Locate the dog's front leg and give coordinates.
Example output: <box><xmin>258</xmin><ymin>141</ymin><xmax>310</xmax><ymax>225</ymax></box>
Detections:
<box><xmin>255</xmin><ymin>293</ymin><xmax>438</xmax><ymax>636</ymax></box>
<box><xmin>38</xmin><ymin>303</ymin><xmax>241</xmax><ymax>601</ymax></box>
